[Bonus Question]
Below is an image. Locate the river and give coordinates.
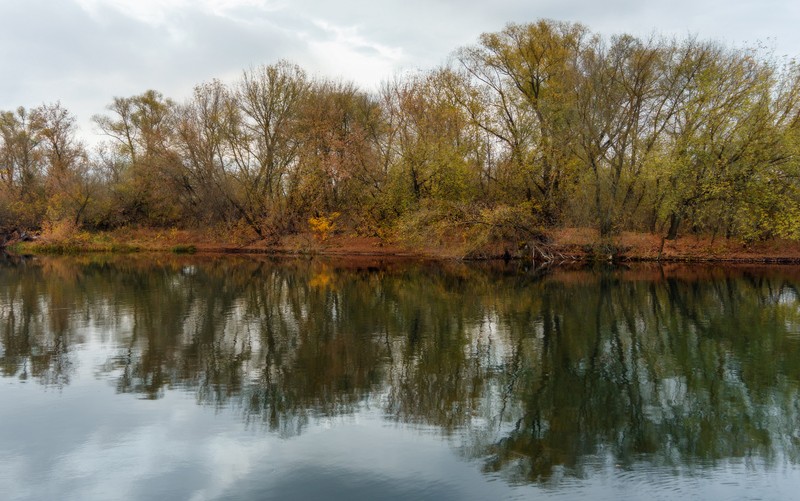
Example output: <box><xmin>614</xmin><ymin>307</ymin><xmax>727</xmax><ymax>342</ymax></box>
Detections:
<box><xmin>2</xmin><ymin>254</ymin><xmax>800</xmax><ymax>500</ymax></box>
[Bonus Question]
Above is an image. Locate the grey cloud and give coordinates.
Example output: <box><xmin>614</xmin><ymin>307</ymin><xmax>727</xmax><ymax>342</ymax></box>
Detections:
<box><xmin>0</xmin><ymin>0</ymin><xmax>320</xmax><ymax>134</ymax></box>
<box><xmin>1</xmin><ymin>0</ymin><xmax>797</xmax><ymax>139</ymax></box>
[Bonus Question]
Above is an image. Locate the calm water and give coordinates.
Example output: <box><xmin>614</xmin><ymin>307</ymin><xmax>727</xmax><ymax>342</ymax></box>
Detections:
<box><xmin>2</xmin><ymin>254</ymin><xmax>800</xmax><ymax>500</ymax></box>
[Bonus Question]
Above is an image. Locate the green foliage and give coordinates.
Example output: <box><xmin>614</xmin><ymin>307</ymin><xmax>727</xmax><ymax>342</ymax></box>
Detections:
<box><xmin>20</xmin><ymin>240</ymin><xmax>140</xmax><ymax>254</ymax></box>
<box><xmin>170</xmin><ymin>244</ymin><xmax>197</xmax><ymax>254</ymax></box>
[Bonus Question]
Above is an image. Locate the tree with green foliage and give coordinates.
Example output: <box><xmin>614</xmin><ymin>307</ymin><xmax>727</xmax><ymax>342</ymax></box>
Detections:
<box><xmin>93</xmin><ymin>90</ymin><xmax>182</xmax><ymax>226</ymax></box>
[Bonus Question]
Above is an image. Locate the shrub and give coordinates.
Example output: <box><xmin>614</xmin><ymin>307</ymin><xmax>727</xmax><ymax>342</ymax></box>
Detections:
<box><xmin>308</xmin><ymin>212</ymin><xmax>340</xmax><ymax>242</ymax></box>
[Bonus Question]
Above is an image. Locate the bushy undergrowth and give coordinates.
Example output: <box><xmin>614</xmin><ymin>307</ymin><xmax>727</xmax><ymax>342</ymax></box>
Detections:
<box><xmin>395</xmin><ymin>201</ymin><xmax>549</xmax><ymax>259</ymax></box>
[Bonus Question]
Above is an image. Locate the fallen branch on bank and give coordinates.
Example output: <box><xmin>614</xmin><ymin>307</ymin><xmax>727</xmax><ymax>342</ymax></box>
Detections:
<box><xmin>0</xmin><ymin>228</ymin><xmax>37</xmax><ymax>248</ymax></box>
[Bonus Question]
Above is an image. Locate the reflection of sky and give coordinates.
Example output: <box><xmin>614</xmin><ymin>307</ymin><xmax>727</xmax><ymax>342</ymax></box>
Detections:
<box><xmin>0</xmin><ymin>333</ymin><xmax>531</xmax><ymax>500</ymax></box>
<box><xmin>6</xmin><ymin>352</ymin><xmax>800</xmax><ymax>501</ymax></box>
<box><xmin>3</xmin><ymin>333</ymin><xmax>800</xmax><ymax>501</ymax></box>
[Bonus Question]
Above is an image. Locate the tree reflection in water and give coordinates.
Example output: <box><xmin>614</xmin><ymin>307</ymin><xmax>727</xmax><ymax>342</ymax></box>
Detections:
<box><xmin>2</xmin><ymin>254</ymin><xmax>800</xmax><ymax>483</ymax></box>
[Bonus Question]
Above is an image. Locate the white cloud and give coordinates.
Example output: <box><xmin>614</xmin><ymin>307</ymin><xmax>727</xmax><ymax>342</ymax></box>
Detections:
<box><xmin>187</xmin><ymin>434</ymin><xmax>273</xmax><ymax>501</ymax></box>
<box><xmin>74</xmin><ymin>0</ymin><xmax>188</xmax><ymax>24</ymax></box>
<box><xmin>305</xmin><ymin>20</ymin><xmax>407</xmax><ymax>89</ymax></box>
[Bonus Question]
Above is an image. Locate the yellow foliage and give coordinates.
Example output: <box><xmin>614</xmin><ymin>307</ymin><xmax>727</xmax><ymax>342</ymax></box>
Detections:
<box><xmin>309</xmin><ymin>269</ymin><xmax>334</xmax><ymax>289</ymax></box>
<box><xmin>308</xmin><ymin>212</ymin><xmax>340</xmax><ymax>242</ymax></box>
<box><xmin>40</xmin><ymin>219</ymin><xmax>81</xmax><ymax>242</ymax></box>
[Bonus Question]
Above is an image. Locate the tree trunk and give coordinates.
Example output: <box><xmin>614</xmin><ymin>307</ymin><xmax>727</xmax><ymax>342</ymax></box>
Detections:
<box><xmin>666</xmin><ymin>212</ymin><xmax>681</xmax><ymax>240</ymax></box>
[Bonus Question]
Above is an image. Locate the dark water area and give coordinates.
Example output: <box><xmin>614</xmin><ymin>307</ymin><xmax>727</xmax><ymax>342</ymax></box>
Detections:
<box><xmin>2</xmin><ymin>254</ymin><xmax>800</xmax><ymax>500</ymax></box>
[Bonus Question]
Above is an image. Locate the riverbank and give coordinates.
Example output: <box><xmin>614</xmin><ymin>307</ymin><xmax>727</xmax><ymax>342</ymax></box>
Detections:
<box><xmin>10</xmin><ymin>227</ymin><xmax>800</xmax><ymax>263</ymax></box>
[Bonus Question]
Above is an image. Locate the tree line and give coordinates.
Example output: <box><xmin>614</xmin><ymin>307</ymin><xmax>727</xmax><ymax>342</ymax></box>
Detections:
<box><xmin>2</xmin><ymin>19</ymin><xmax>799</xmax><ymax>248</ymax></box>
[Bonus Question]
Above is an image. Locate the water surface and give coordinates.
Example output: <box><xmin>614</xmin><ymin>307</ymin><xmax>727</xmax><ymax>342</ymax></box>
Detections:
<box><xmin>2</xmin><ymin>255</ymin><xmax>800</xmax><ymax>500</ymax></box>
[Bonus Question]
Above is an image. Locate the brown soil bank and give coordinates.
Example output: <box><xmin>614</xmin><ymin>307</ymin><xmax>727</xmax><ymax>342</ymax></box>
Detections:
<box><xmin>550</xmin><ymin>228</ymin><xmax>800</xmax><ymax>263</ymax></box>
<box><xmin>12</xmin><ymin>227</ymin><xmax>800</xmax><ymax>263</ymax></box>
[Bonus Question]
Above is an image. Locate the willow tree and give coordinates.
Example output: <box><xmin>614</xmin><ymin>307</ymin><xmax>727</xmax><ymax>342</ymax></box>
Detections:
<box><xmin>384</xmin><ymin>70</ymin><xmax>482</xmax><ymax>206</ymax></box>
<box><xmin>457</xmin><ymin>20</ymin><xmax>588</xmax><ymax>225</ymax></box>
<box><xmin>571</xmin><ymin>35</ymin><xmax>696</xmax><ymax>236</ymax></box>
<box><xmin>0</xmin><ymin>103</ymin><xmax>97</xmax><ymax>237</ymax></box>
<box><xmin>658</xmin><ymin>47</ymin><xmax>800</xmax><ymax>240</ymax></box>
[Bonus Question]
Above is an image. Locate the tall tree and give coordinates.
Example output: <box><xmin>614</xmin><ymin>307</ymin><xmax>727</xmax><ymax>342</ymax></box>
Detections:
<box><xmin>0</xmin><ymin>106</ymin><xmax>46</xmax><ymax>232</ymax></box>
<box><xmin>35</xmin><ymin>102</ymin><xmax>94</xmax><ymax>225</ymax></box>
<box><xmin>659</xmin><ymin>46</ymin><xmax>800</xmax><ymax>240</ymax></box>
<box><xmin>573</xmin><ymin>35</ymin><xmax>687</xmax><ymax>236</ymax></box>
<box><xmin>458</xmin><ymin>20</ymin><xmax>588</xmax><ymax>225</ymax></box>
<box><xmin>93</xmin><ymin>90</ymin><xmax>182</xmax><ymax>226</ymax></box>
<box><xmin>224</xmin><ymin>61</ymin><xmax>310</xmax><ymax>239</ymax></box>
<box><xmin>294</xmin><ymin>79</ymin><xmax>383</xmax><ymax>221</ymax></box>
<box><xmin>175</xmin><ymin>80</ymin><xmax>237</xmax><ymax>225</ymax></box>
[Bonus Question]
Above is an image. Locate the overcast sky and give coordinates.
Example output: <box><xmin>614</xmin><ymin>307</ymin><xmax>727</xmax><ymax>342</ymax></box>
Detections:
<box><xmin>2</xmin><ymin>0</ymin><xmax>798</xmax><ymax>139</ymax></box>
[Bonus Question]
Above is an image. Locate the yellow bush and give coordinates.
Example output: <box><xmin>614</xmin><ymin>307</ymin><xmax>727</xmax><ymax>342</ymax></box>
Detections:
<box><xmin>308</xmin><ymin>212</ymin><xmax>340</xmax><ymax>242</ymax></box>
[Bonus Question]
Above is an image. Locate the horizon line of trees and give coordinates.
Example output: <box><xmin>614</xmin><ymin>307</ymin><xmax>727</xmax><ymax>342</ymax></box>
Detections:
<box><xmin>2</xmin><ymin>19</ymin><xmax>800</xmax><ymax>248</ymax></box>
